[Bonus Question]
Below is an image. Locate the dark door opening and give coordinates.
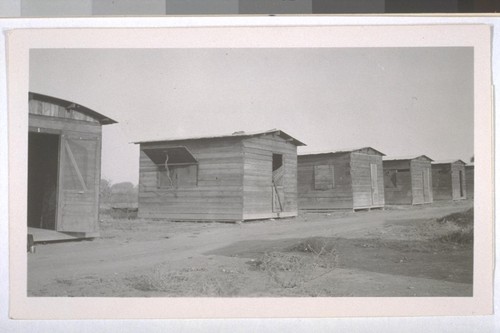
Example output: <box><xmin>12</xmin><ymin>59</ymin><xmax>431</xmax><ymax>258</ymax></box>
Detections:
<box><xmin>459</xmin><ymin>170</ymin><xmax>464</xmax><ymax>198</ymax></box>
<box><xmin>272</xmin><ymin>153</ymin><xmax>284</xmax><ymax>212</ymax></box>
<box><xmin>28</xmin><ymin>132</ymin><xmax>59</xmax><ymax>230</ymax></box>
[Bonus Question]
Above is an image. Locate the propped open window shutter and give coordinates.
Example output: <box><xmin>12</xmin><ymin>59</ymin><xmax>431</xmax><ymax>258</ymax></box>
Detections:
<box><xmin>144</xmin><ymin>146</ymin><xmax>198</xmax><ymax>189</ymax></box>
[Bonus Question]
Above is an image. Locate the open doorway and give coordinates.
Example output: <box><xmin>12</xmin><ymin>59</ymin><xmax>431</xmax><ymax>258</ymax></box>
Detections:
<box><xmin>459</xmin><ymin>170</ymin><xmax>464</xmax><ymax>198</ymax></box>
<box><xmin>28</xmin><ymin>132</ymin><xmax>59</xmax><ymax>230</ymax></box>
<box><xmin>272</xmin><ymin>153</ymin><xmax>284</xmax><ymax>212</ymax></box>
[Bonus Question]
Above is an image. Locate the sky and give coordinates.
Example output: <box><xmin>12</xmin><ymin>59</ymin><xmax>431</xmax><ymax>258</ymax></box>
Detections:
<box><xmin>29</xmin><ymin>47</ymin><xmax>474</xmax><ymax>185</ymax></box>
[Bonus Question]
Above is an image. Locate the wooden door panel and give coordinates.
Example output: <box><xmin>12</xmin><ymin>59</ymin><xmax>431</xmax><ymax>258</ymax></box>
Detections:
<box><xmin>57</xmin><ymin>134</ymin><xmax>99</xmax><ymax>233</ymax></box>
<box><xmin>370</xmin><ymin>163</ymin><xmax>379</xmax><ymax>205</ymax></box>
<box><xmin>423</xmin><ymin>168</ymin><xmax>432</xmax><ymax>203</ymax></box>
<box><xmin>272</xmin><ymin>185</ymin><xmax>285</xmax><ymax>212</ymax></box>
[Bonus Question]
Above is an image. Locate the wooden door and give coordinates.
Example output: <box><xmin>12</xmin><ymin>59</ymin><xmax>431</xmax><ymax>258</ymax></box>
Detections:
<box><xmin>423</xmin><ymin>168</ymin><xmax>431</xmax><ymax>203</ymax></box>
<box><xmin>272</xmin><ymin>155</ymin><xmax>285</xmax><ymax>212</ymax></box>
<box><xmin>272</xmin><ymin>185</ymin><xmax>284</xmax><ymax>212</ymax></box>
<box><xmin>370</xmin><ymin>163</ymin><xmax>379</xmax><ymax>205</ymax></box>
<box><xmin>57</xmin><ymin>133</ymin><xmax>100</xmax><ymax>233</ymax></box>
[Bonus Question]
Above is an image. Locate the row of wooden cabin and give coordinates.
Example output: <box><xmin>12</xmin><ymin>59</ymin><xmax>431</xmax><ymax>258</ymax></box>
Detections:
<box><xmin>135</xmin><ymin>132</ymin><xmax>472</xmax><ymax>218</ymax></box>
<box><xmin>27</xmin><ymin>93</ymin><xmax>473</xmax><ymax>239</ymax></box>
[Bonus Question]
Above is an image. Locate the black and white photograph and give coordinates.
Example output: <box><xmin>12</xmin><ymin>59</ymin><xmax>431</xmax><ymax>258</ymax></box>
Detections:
<box><xmin>6</xmin><ymin>25</ymin><xmax>493</xmax><ymax>319</ymax></box>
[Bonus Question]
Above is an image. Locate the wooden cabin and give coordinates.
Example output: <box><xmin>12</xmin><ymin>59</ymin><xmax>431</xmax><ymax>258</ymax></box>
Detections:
<box><xmin>28</xmin><ymin>92</ymin><xmax>116</xmax><ymax>240</ymax></box>
<box><xmin>135</xmin><ymin>129</ymin><xmax>305</xmax><ymax>221</ymax></box>
<box><xmin>431</xmin><ymin>160</ymin><xmax>467</xmax><ymax>201</ymax></box>
<box><xmin>383</xmin><ymin>155</ymin><xmax>433</xmax><ymax>205</ymax></box>
<box><xmin>465</xmin><ymin>164</ymin><xmax>474</xmax><ymax>199</ymax></box>
<box><xmin>297</xmin><ymin>147</ymin><xmax>385</xmax><ymax>211</ymax></box>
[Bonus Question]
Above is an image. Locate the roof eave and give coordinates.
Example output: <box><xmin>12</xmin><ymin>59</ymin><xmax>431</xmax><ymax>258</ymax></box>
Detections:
<box><xmin>29</xmin><ymin>92</ymin><xmax>117</xmax><ymax>125</ymax></box>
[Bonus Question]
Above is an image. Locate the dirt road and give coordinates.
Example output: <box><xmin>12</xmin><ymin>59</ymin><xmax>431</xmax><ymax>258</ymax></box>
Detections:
<box><xmin>28</xmin><ymin>200</ymin><xmax>473</xmax><ymax>297</ymax></box>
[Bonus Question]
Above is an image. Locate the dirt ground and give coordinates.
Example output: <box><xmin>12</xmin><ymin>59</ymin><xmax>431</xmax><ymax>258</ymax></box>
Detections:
<box><xmin>28</xmin><ymin>200</ymin><xmax>473</xmax><ymax>297</ymax></box>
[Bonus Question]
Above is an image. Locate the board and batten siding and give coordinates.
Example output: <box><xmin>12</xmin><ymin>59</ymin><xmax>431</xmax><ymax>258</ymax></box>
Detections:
<box><xmin>350</xmin><ymin>152</ymin><xmax>385</xmax><ymax>209</ymax></box>
<box><xmin>29</xmin><ymin>98</ymin><xmax>100</xmax><ymax>124</ymax></box>
<box><xmin>138</xmin><ymin>138</ymin><xmax>245</xmax><ymax>220</ymax></box>
<box><xmin>242</xmin><ymin>134</ymin><xmax>298</xmax><ymax>219</ymax></box>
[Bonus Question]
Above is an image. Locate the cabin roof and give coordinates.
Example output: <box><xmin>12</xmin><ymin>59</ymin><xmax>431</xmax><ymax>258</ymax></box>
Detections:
<box><xmin>299</xmin><ymin>147</ymin><xmax>385</xmax><ymax>157</ymax></box>
<box><xmin>134</xmin><ymin>129</ymin><xmax>306</xmax><ymax>146</ymax></box>
<box><xmin>432</xmin><ymin>159</ymin><xmax>467</xmax><ymax>165</ymax></box>
<box><xmin>383</xmin><ymin>155</ymin><xmax>433</xmax><ymax>162</ymax></box>
<box><xmin>29</xmin><ymin>92</ymin><xmax>117</xmax><ymax>125</ymax></box>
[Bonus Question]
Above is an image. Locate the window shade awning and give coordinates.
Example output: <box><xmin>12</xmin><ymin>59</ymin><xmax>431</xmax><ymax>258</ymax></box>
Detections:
<box><xmin>143</xmin><ymin>146</ymin><xmax>197</xmax><ymax>165</ymax></box>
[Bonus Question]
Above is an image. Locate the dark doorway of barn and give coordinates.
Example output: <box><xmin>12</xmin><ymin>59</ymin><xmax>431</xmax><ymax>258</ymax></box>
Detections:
<box><xmin>272</xmin><ymin>153</ymin><xmax>284</xmax><ymax>212</ymax></box>
<box><xmin>28</xmin><ymin>132</ymin><xmax>59</xmax><ymax>230</ymax></box>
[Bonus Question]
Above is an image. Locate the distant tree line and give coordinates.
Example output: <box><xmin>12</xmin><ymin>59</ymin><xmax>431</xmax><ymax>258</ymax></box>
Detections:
<box><xmin>100</xmin><ymin>179</ymin><xmax>138</xmax><ymax>207</ymax></box>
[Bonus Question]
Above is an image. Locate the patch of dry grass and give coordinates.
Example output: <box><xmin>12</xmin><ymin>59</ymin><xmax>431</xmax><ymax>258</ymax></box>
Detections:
<box><xmin>128</xmin><ymin>265</ymin><xmax>242</xmax><ymax>296</ymax></box>
<box><xmin>436</xmin><ymin>208</ymin><xmax>473</xmax><ymax>245</ymax></box>
<box><xmin>251</xmin><ymin>237</ymin><xmax>338</xmax><ymax>289</ymax></box>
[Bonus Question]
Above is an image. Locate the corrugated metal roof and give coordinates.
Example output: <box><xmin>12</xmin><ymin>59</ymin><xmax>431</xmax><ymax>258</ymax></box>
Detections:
<box><xmin>298</xmin><ymin>147</ymin><xmax>385</xmax><ymax>157</ymax></box>
<box><xmin>383</xmin><ymin>155</ymin><xmax>433</xmax><ymax>162</ymax></box>
<box><xmin>432</xmin><ymin>159</ymin><xmax>467</xmax><ymax>165</ymax></box>
<box><xmin>134</xmin><ymin>128</ymin><xmax>306</xmax><ymax>146</ymax></box>
<box><xmin>29</xmin><ymin>92</ymin><xmax>117</xmax><ymax>125</ymax></box>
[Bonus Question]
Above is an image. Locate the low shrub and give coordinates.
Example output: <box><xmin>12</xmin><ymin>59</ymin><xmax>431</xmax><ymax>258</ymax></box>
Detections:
<box><xmin>254</xmin><ymin>237</ymin><xmax>337</xmax><ymax>288</ymax></box>
<box><xmin>437</xmin><ymin>226</ymin><xmax>473</xmax><ymax>245</ymax></box>
<box><xmin>436</xmin><ymin>208</ymin><xmax>474</xmax><ymax>245</ymax></box>
<box><xmin>437</xmin><ymin>208</ymin><xmax>473</xmax><ymax>227</ymax></box>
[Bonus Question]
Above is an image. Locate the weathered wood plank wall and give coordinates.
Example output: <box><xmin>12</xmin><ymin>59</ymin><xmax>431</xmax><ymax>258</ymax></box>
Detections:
<box><xmin>29</xmin><ymin>99</ymin><xmax>99</xmax><ymax>123</ymax></box>
<box><xmin>28</xmin><ymin>99</ymin><xmax>103</xmax><ymax>235</ymax></box>
<box><xmin>451</xmin><ymin>162</ymin><xmax>466</xmax><ymax>200</ymax></box>
<box><xmin>432</xmin><ymin>161</ymin><xmax>466</xmax><ymax>201</ymax></box>
<box><xmin>465</xmin><ymin>165</ymin><xmax>474</xmax><ymax>199</ymax></box>
<box><xmin>242</xmin><ymin>133</ymin><xmax>298</xmax><ymax>219</ymax></box>
<box><xmin>410</xmin><ymin>158</ymin><xmax>433</xmax><ymax>204</ymax></box>
<box><xmin>297</xmin><ymin>153</ymin><xmax>353</xmax><ymax>209</ymax></box>
<box><xmin>383</xmin><ymin>160</ymin><xmax>412</xmax><ymax>205</ymax></box>
<box><xmin>138</xmin><ymin>138</ymin><xmax>245</xmax><ymax>220</ymax></box>
<box><xmin>351</xmin><ymin>152</ymin><xmax>385</xmax><ymax>209</ymax></box>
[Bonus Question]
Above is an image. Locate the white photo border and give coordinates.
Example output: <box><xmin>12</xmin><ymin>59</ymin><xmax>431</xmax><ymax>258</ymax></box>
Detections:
<box><xmin>6</xmin><ymin>24</ymin><xmax>493</xmax><ymax>319</ymax></box>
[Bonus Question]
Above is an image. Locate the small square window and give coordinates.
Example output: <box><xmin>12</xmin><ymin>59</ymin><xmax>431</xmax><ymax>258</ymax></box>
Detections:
<box><xmin>314</xmin><ymin>164</ymin><xmax>334</xmax><ymax>190</ymax></box>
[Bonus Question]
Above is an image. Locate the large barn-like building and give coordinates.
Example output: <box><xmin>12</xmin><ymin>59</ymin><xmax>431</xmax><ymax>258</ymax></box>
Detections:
<box><xmin>297</xmin><ymin>147</ymin><xmax>385</xmax><ymax>211</ymax></box>
<box><xmin>135</xmin><ymin>129</ymin><xmax>305</xmax><ymax>221</ymax></box>
<box><xmin>431</xmin><ymin>160</ymin><xmax>467</xmax><ymax>201</ymax></box>
<box><xmin>28</xmin><ymin>92</ymin><xmax>116</xmax><ymax>241</ymax></box>
<box><xmin>383</xmin><ymin>155</ymin><xmax>433</xmax><ymax>205</ymax></box>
